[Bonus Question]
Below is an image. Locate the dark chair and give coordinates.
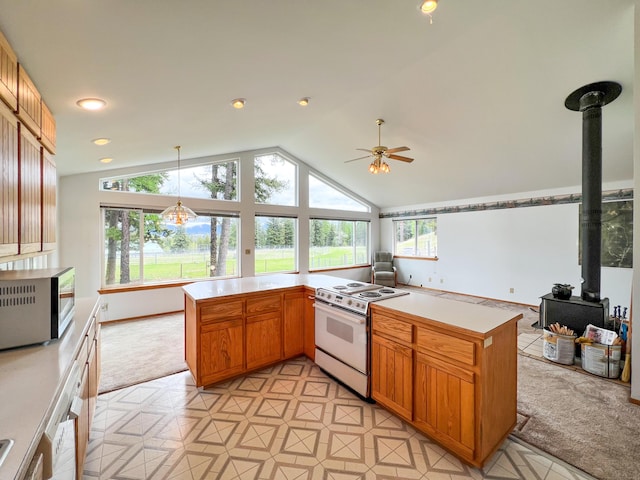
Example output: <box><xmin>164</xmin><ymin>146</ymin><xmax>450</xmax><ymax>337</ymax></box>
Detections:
<box><xmin>371</xmin><ymin>251</ymin><xmax>397</xmax><ymax>287</ymax></box>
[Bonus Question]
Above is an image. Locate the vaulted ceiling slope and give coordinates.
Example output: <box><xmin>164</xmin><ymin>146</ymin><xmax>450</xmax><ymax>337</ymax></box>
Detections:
<box><xmin>0</xmin><ymin>0</ymin><xmax>634</xmax><ymax>209</ymax></box>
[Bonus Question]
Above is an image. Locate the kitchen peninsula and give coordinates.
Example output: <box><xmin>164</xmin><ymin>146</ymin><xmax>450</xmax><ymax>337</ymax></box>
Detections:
<box><xmin>182</xmin><ymin>273</ymin><xmax>522</xmax><ymax>468</ymax></box>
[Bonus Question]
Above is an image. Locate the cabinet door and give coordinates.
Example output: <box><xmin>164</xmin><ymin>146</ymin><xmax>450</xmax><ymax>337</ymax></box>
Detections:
<box><xmin>371</xmin><ymin>334</ymin><xmax>413</xmax><ymax>421</ymax></box>
<box><xmin>414</xmin><ymin>352</ymin><xmax>475</xmax><ymax>459</ymax></box>
<box><xmin>41</xmin><ymin>149</ymin><xmax>56</xmax><ymax>251</ymax></box>
<box><xmin>19</xmin><ymin>124</ymin><xmax>41</xmax><ymax>254</ymax></box>
<box><xmin>16</xmin><ymin>65</ymin><xmax>41</xmax><ymax>136</ymax></box>
<box><xmin>201</xmin><ymin>318</ymin><xmax>244</xmax><ymax>385</ymax></box>
<box><xmin>76</xmin><ymin>361</ymin><xmax>90</xmax><ymax>478</ymax></box>
<box><xmin>283</xmin><ymin>291</ymin><xmax>305</xmax><ymax>358</ymax></box>
<box><xmin>246</xmin><ymin>311</ymin><xmax>282</xmax><ymax>370</ymax></box>
<box><xmin>0</xmin><ymin>30</ymin><xmax>18</xmax><ymax>110</ymax></box>
<box><xmin>0</xmin><ymin>100</ymin><xmax>18</xmax><ymax>256</ymax></box>
<box><xmin>303</xmin><ymin>288</ymin><xmax>315</xmax><ymax>360</ymax></box>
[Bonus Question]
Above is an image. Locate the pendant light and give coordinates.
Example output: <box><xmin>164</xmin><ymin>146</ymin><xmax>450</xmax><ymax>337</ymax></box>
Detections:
<box><xmin>161</xmin><ymin>146</ymin><xmax>197</xmax><ymax>225</ymax></box>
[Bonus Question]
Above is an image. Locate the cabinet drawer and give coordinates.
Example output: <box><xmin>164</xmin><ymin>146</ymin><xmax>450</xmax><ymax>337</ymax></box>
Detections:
<box><xmin>372</xmin><ymin>314</ymin><xmax>413</xmax><ymax>344</ymax></box>
<box><xmin>200</xmin><ymin>300</ymin><xmax>243</xmax><ymax>322</ymax></box>
<box><xmin>246</xmin><ymin>295</ymin><xmax>282</xmax><ymax>315</ymax></box>
<box><xmin>416</xmin><ymin>327</ymin><xmax>475</xmax><ymax>366</ymax></box>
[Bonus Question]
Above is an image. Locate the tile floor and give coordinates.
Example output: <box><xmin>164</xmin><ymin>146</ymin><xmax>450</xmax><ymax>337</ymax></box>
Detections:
<box><xmin>85</xmin><ymin>357</ymin><xmax>596</xmax><ymax>480</ymax></box>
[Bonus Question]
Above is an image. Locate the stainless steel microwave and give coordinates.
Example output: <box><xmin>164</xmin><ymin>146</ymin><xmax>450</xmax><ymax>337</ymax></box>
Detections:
<box><xmin>0</xmin><ymin>267</ymin><xmax>75</xmax><ymax>350</ymax></box>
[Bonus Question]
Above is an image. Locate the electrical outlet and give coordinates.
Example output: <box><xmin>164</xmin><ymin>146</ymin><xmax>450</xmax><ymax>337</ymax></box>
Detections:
<box><xmin>409</xmin><ymin>274</ymin><xmax>412</xmax><ymax>280</ymax></box>
<box><xmin>101</xmin><ymin>302</ymin><xmax>108</xmax><ymax>311</ymax></box>
<box><xmin>509</xmin><ymin>287</ymin><xmax>515</xmax><ymax>294</ymax></box>
<box><xmin>440</xmin><ymin>278</ymin><xmax>444</xmax><ymax>284</ymax></box>
<box><xmin>428</xmin><ymin>277</ymin><xmax>432</xmax><ymax>282</ymax></box>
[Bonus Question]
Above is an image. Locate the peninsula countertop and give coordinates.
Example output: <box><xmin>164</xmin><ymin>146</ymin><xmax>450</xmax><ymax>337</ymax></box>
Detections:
<box><xmin>182</xmin><ymin>273</ymin><xmax>341</xmax><ymax>301</ymax></box>
<box><xmin>0</xmin><ymin>297</ymin><xmax>99</xmax><ymax>480</ymax></box>
<box><xmin>370</xmin><ymin>293</ymin><xmax>523</xmax><ymax>335</ymax></box>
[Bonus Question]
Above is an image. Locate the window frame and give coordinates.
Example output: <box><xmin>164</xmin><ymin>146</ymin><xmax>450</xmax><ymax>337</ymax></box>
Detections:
<box><xmin>393</xmin><ymin>217</ymin><xmax>438</xmax><ymax>260</ymax></box>
<box><xmin>309</xmin><ymin>218</ymin><xmax>370</xmax><ymax>271</ymax></box>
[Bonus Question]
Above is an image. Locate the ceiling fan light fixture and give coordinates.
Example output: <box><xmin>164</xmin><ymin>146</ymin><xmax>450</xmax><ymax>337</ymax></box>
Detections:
<box><xmin>419</xmin><ymin>0</ymin><xmax>438</xmax><ymax>14</ymax></box>
<box><xmin>369</xmin><ymin>162</ymin><xmax>378</xmax><ymax>174</ymax></box>
<box><xmin>231</xmin><ymin>98</ymin><xmax>246</xmax><ymax>109</ymax></box>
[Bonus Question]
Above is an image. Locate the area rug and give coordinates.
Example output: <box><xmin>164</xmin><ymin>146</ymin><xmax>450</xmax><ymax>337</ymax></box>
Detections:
<box><xmin>514</xmin><ymin>354</ymin><xmax>640</xmax><ymax>480</ymax></box>
<box><xmin>98</xmin><ymin>313</ymin><xmax>188</xmax><ymax>394</ymax></box>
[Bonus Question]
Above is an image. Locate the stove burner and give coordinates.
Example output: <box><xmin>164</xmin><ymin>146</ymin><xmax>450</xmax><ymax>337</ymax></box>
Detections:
<box><xmin>360</xmin><ymin>291</ymin><xmax>382</xmax><ymax>298</ymax></box>
<box><xmin>379</xmin><ymin>288</ymin><xmax>395</xmax><ymax>294</ymax></box>
<box><xmin>333</xmin><ymin>285</ymin><xmax>347</xmax><ymax>290</ymax></box>
<box><xmin>347</xmin><ymin>282</ymin><xmax>364</xmax><ymax>287</ymax></box>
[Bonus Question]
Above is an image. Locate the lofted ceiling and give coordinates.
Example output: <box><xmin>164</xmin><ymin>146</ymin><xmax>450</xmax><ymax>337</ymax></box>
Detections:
<box><xmin>0</xmin><ymin>0</ymin><xmax>635</xmax><ymax>209</ymax></box>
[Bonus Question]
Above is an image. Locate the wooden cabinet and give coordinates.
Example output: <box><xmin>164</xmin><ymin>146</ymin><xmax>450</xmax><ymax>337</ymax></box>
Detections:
<box><xmin>201</xmin><ymin>318</ymin><xmax>244</xmax><ymax>384</ymax></box>
<box><xmin>303</xmin><ymin>287</ymin><xmax>315</xmax><ymax>360</ymax></box>
<box><xmin>76</xmin><ymin>306</ymin><xmax>101</xmax><ymax>478</ymax></box>
<box><xmin>414</xmin><ymin>352</ymin><xmax>475</xmax><ymax>459</ymax></box>
<box><xmin>370</xmin><ymin>304</ymin><xmax>518</xmax><ymax>468</ymax></box>
<box><xmin>0</xmin><ymin>100</ymin><xmax>18</xmax><ymax>256</ymax></box>
<box><xmin>186</xmin><ymin>291</ymin><xmax>290</xmax><ymax>387</ymax></box>
<box><xmin>39</xmin><ymin>100</ymin><xmax>56</xmax><ymax>154</ymax></box>
<box><xmin>0</xmin><ymin>29</ymin><xmax>18</xmax><ymax>110</ymax></box>
<box><xmin>0</xmin><ymin>28</ymin><xmax>57</xmax><ymax>261</ymax></box>
<box><xmin>19</xmin><ymin>124</ymin><xmax>42</xmax><ymax>254</ymax></box>
<box><xmin>371</xmin><ymin>315</ymin><xmax>414</xmax><ymax>421</ymax></box>
<box><xmin>284</xmin><ymin>290</ymin><xmax>305</xmax><ymax>358</ymax></box>
<box><xmin>41</xmin><ymin>148</ymin><xmax>56</xmax><ymax>251</ymax></box>
<box><xmin>16</xmin><ymin>64</ymin><xmax>41</xmax><ymax>137</ymax></box>
<box><xmin>371</xmin><ymin>333</ymin><xmax>413</xmax><ymax>421</ymax></box>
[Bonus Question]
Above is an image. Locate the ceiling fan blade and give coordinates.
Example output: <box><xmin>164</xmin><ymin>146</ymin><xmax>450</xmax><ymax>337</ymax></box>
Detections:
<box><xmin>385</xmin><ymin>146</ymin><xmax>410</xmax><ymax>154</ymax></box>
<box><xmin>387</xmin><ymin>154</ymin><xmax>414</xmax><ymax>163</ymax></box>
<box><xmin>344</xmin><ymin>154</ymin><xmax>373</xmax><ymax>163</ymax></box>
<box><xmin>356</xmin><ymin>148</ymin><xmax>373</xmax><ymax>153</ymax></box>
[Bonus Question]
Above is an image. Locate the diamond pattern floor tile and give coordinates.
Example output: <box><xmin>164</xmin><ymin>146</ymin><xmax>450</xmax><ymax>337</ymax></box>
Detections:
<box><xmin>87</xmin><ymin>358</ymin><xmax>597</xmax><ymax>480</ymax></box>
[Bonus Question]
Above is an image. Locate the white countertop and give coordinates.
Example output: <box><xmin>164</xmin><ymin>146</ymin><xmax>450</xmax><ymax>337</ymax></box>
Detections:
<box><xmin>182</xmin><ymin>273</ymin><xmax>341</xmax><ymax>301</ymax></box>
<box><xmin>371</xmin><ymin>292</ymin><xmax>522</xmax><ymax>335</ymax></box>
<box><xmin>0</xmin><ymin>297</ymin><xmax>99</xmax><ymax>480</ymax></box>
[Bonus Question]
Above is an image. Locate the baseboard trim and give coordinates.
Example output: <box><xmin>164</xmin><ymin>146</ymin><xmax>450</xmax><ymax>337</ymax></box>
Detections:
<box><xmin>100</xmin><ymin>309</ymin><xmax>184</xmax><ymax>324</ymax></box>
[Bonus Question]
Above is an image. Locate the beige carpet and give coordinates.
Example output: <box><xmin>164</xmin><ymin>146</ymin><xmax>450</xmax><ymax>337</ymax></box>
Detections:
<box><xmin>98</xmin><ymin>313</ymin><xmax>188</xmax><ymax>394</ymax></box>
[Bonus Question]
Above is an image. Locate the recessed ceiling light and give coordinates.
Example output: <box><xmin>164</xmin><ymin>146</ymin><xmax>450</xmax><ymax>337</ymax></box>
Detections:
<box><xmin>77</xmin><ymin>98</ymin><xmax>107</xmax><ymax>110</ymax></box>
<box><xmin>297</xmin><ymin>97</ymin><xmax>310</xmax><ymax>106</ymax></box>
<box><xmin>231</xmin><ymin>98</ymin><xmax>246</xmax><ymax>109</ymax></box>
<box><xmin>418</xmin><ymin>0</ymin><xmax>438</xmax><ymax>14</ymax></box>
<box><xmin>99</xmin><ymin>157</ymin><xmax>113</xmax><ymax>164</ymax></box>
<box><xmin>92</xmin><ymin>138</ymin><xmax>111</xmax><ymax>146</ymax></box>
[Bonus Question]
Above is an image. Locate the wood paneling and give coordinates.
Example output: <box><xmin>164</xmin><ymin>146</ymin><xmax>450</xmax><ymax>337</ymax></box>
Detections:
<box><xmin>19</xmin><ymin>123</ymin><xmax>41</xmax><ymax>254</ymax></box>
<box><xmin>16</xmin><ymin>64</ymin><xmax>41</xmax><ymax>137</ymax></box>
<box><xmin>39</xmin><ymin>100</ymin><xmax>55</xmax><ymax>154</ymax></box>
<box><xmin>0</xmin><ymin>100</ymin><xmax>18</xmax><ymax>256</ymax></box>
<box><xmin>0</xmin><ymin>30</ymin><xmax>18</xmax><ymax>110</ymax></box>
<box><xmin>41</xmin><ymin>148</ymin><xmax>56</xmax><ymax>251</ymax></box>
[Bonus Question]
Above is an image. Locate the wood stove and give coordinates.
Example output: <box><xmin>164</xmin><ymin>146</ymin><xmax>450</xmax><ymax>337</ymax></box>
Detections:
<box><xmin>539</xmin><ymin>81</ymin><xmax>621</xmax><ymax>336</ymax></box>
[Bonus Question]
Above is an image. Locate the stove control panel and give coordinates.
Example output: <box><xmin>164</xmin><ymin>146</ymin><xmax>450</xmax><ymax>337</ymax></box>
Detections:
<box><xmin>316</xmin><ymin>289</ymin><xmax>368</xmax><ymax>314</ymax></box>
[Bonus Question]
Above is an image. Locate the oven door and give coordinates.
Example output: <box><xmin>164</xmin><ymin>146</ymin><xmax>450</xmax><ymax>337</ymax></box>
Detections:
<box><xmin>314</xmin><ymin>300</ymin><xmax>367</xmax><ymax>374</ymax></box>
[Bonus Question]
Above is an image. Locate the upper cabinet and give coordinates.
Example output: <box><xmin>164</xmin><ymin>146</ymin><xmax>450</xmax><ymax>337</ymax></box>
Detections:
<box><xmin>0</xmin><ymin>101</ymin><xmax>19</xmax><ymax>256</ymax></box>
<box><xmin>0</xmin><ymin>30</ymin><xmax>18</xmax><ymax>110</ymax></box>
<box><xmin>40</xmin><ymin>100</ymin><xmax>56</xmax><ymax>154</ymax></box>
<box><xmin>16</xmin><ymin>64</ymin><xmax>42</xmax><ymax>137</ymax></box>
<box><xmin>0</xmin><ymin>28</ymin><xmax>57</xmax><ymax>260</ymax></box>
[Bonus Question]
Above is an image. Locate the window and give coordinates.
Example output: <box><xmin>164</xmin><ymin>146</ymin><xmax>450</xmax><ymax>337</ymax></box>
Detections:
<box><xmin>255</xmin><ymin>216</ymin><xmax>297</xmax><ymax>274</ymax></box>
<box><xmin>394</xmin><ymin>218</ymin><xmax>437</xmax><ymax>258</ymax></box>
<box><xmin>254</xmin><ymin>153</ymin><xmax>297</xmax><ymax>206</ymax></box>
<box><xmin>309</xmin><ymin>219</ymin><xmax>369</xmax><ymax>270</ymax></box>
<box><xmin>309</xmin><ymin>174</ymin><xmax>369</xmax><ymax>212</ymax></box>
<box><xmin>102</xmin><ymin>207</ymin><xmax>239</xmax><ymax>286</ymax></box>
<box><xmin>100</xmin><ymin>160</ymin><xmax>239</xmax><ymax>201</ymax></box>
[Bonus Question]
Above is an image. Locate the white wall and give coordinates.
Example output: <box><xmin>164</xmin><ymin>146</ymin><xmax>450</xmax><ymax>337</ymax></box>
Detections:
<box><xmin>381</xmin><ymin>183</ymin><xmax>633</xmax><ymax>309</ymax></box>
<box><xmin>58</xmin><ymin>147</ymin><xmax>379</xmax><ymax>320</ymax></box>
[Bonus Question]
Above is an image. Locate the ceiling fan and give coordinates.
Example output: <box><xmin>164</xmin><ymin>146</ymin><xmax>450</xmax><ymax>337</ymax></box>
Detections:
<box><xmin>345</xmin><ymin>119</ymin><xmax>413</xmax><ymax>174</ymax></box>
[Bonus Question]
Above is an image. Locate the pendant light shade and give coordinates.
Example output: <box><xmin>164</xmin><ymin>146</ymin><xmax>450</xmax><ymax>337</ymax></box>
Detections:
<box><xmin>161</xmin><ymin>146</ymin><xmax>197</xmax><ymax>225</ymax></box>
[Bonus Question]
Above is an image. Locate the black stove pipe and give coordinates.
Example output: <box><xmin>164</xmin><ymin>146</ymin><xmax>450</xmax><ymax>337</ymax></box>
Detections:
<box><xmin>565</xmin><ymin>81</ymin><xmax>621</xmax><ymax>302</ymax></box>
